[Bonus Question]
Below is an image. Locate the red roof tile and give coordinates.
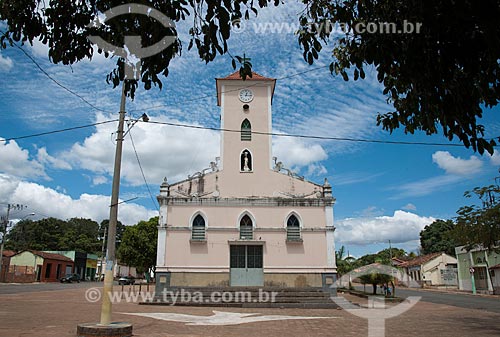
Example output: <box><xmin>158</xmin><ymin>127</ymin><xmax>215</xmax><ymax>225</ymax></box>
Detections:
<box><xmin>30</xmin><ymin>250</ymin><xmax>74</xmax><ymax>262</ymax></box>
<box><xmin>215</xmin><ymin>70</ymin><xmax>276</xmax><ymax>106</ymax></box>
<box><xmin>2</xmin><ymin>250</ymin><xmax>16</xmax><ymax>257</ymax></box>
<box><xmin>400</xmin><ymin>252</ymin><xmax>443</xmax><ymax>267</ymax></box>
<box><xmin>490</xmin><ymin>264</ymin><xmax>500</xmax><ymax>269</ymax></box>
<box><xmin>218</xmin><ymin>70</ymin><xmax>275</xmax><ymax>81</ymax></box>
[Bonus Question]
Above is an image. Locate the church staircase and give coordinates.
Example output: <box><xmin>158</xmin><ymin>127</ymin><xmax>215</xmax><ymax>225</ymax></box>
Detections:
<box><xmin>140</xmin><ymin>287</ymin><xmax>340</xmax><ymax>309</ymax></box>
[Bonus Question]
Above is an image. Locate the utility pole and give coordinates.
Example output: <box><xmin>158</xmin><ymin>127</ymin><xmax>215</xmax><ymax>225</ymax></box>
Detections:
<box><xmin>0</xmin><ymin>204</ymin><xmax>12</xmax><ymax>282</ymax></box>
<box><xmin>100</xmin><ymin>83</ymin><xmax>127</xmax><ymax>325</ymax></box>
<box><xmin>98</xmin><ymin>82</ymin><xmax>149</xmax><ymax>325</ymax></box>
<box><xmin>0</xmin><ymin>204</ymin><xmax>29</xmax><ymax>282</ymax></box>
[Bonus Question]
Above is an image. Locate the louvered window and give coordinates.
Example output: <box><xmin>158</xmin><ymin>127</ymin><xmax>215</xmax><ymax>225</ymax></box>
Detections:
<box><xmin>286</xmin><ymin>214</ymin><xmax>301</xmax><ymax>241</ymax></box>
<box><xmin>241</xmin><ymin>119</ymin><xmax>251</xmax><ymax>141</ymax></box>
<box><xmin>240</xmin><ymin>214</ymin><xmax>253</xmax><ymax>240</ymax></box>
<box><xmin>192</xmin><ymin>214</ymin><xmax>206</xmax><ymax>241</ymax></box>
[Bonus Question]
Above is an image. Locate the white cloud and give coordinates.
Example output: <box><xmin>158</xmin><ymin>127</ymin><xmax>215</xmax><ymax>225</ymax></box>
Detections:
<box><xmin>0</xmin><ymin>53</ymin><xmax>13</xmax><ymax>71</ymax></box>
<box><xmin>333</xmin><ymin>172</ymin><xmax>384</xmax><ymax>186</ymax></box>
<box><xmin>92</xmin><ymin>175</ymin><xmax>108</xmax><ymax>186</ymax></box>
<box><xmin>0</xmin><ymin>139</ymin><xmax>48</xmax><ymax>179</ymax></box>
<box><xmin>432</xmin><ymin>151</ymin><xmax>483</xmax><ymax>176</ymax></box>
<box><xmin>336</xmin><ymin>210</ymin><xmax>435</xmax><ymax>245</ymax></box>
<box><xmin>273</xmin><ymin>135</ymin><xmax>328</xmax><ymax>170</ymax></box>
<box><xmin>36</xmin><ymin>147</ymin><xmax>72</xmax><ymax>170</ymax></box>
<box><xmin>488</xmin><ymin>150</ymin><xmax>500</xmax><ymax>166</ymax></box>
<box><xmin>391</xmin><ymin>175</ymin><xmax>462</xmax><ymax>198</ymax></box>
<box><xmin>402</xmin><ymin>203</ymin><xmax>417</xmax><ymax>211</ymax></box>
<box><xmin>63</xmin><ymin>114</ymin><xmax>220</xmax><ymax>185</ymax></box>
<box><xmin>0</xmin><ymin>175</ymin><xmax>156</xmax><ymax>225</ymax></box>
<box><xmin>306</xmin><ymin>163</ymin><xmax>328</xmax><ymax>177</ymax></box>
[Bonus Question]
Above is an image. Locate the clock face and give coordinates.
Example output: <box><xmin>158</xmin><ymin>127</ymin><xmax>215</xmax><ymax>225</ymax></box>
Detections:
<box><xmin>239</xmin><ymin>89</ymin><xmax>254</xmax><ymax>103</ymax></box>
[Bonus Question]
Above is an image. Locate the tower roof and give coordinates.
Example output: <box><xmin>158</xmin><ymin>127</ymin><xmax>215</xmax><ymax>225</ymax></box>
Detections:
<box><xmin>218</xmin><ymin>70</ymin><xmax>275</xmax><ymax>81</ymax></box>
<box><xmin>215</xmin><ymin>70</ymin><xmax>276</xmax><ymax>106</ymax></box>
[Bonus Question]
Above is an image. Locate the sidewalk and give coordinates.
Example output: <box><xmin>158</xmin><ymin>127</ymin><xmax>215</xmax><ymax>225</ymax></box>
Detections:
<box><xmin>1</xmin><ymin>286</ymin><xmax>499</xmax><ymax>337</ymax></box>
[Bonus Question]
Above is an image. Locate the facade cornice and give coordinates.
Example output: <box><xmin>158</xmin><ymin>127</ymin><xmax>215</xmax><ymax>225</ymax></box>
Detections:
<box><xmin>158</xmin><ymin>196</ymin><xmax>335</xmax><ymax>207</ymax></box>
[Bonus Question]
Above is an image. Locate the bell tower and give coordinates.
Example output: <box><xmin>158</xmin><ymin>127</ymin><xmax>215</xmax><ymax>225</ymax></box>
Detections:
<box><xmin>216</xmin><ymin>71</ymin><xmax>276</xmax><ymax>174</ymax></box>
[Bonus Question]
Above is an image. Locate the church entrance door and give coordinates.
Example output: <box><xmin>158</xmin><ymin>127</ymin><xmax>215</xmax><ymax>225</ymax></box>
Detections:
<box><xmin>229</xmin><ymin>245</ymin><xmax>263</xmax><ymax>286</ymax></box>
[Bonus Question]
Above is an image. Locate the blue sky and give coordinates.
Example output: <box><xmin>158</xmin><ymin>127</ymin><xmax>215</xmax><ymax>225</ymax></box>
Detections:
<box><xmin>1</xmin><ymin>3</ymin><xmax>499</xmax><ymax>257</ymax></box>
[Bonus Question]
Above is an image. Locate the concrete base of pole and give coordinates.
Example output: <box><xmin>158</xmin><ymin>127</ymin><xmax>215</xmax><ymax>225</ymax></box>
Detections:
<box><xmin>77</xmin><ymin>322</ymin><xmax>132</xmax><ymax>337</ymax></box>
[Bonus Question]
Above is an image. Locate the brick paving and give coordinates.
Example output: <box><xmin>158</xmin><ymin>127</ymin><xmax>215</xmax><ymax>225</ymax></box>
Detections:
<box><xmin>0</xmin><ymin>286</ymin><xmax>499</xmax><ymax>337</ymax></box>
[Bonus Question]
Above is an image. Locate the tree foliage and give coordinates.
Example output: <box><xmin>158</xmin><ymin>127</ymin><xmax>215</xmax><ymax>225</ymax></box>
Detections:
<box><xmin>420</xmin><ymin>219</ymin><xmax>457</xmax><ymax>256</ymax></box>
<box><xmin>98</xmin><ymin>219</ymin><xmax>125</xmax><ymax>256</ymax></box>
<box><xmin>6</xmin><ymin>217</ymin><xmax>100</xmax><ymax>253</ymax></box>
<box><xmin>117</xmin><ymin>216</ymin><xmax>158</xmax><ymax>274</ymax></box>
<box><xmin>335</xmin><ymin>245</ymin><xmax>356</xmax><ymax>276</ymax></box>
<box><xmin>359</xmin><ymin>271</ymin><xmax>392</xmax><ymax>295</ymax></box>
<box><xmin>453</xmin><ymin>184</ymin><xmax>500</xmax><ymax>252</ymax></box>
<box><xmin>298</xmin><ymin>0</ymin><xmax>500</xmax><ymax>154</ymax></box>
<box><xmin>1</xmin><ymin>1</ymin><xmax>498</xmax><ymax>152</ymax></box>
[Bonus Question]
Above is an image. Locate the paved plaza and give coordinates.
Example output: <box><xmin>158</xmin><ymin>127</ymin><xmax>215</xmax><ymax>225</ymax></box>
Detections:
<box><xmin>0</xmin><ymin>285</ymin><xmax>499</xmax><ymax>337</ymax></box>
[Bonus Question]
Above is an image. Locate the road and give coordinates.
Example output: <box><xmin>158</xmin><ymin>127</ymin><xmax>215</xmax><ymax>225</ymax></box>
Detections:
<box><xmin>394</xmin><ymin>287</ymin><xmax>500</xmax><ymax>313</ymax></box>
<box><xmin>0</xmin><ymin>281</ymin><xmax>98</xmax><ymax>294</ymax></box>
<box><xmin>354</xmin><ymin>285</ymin><xmax>500</xmax><ymax>314</ymax></box>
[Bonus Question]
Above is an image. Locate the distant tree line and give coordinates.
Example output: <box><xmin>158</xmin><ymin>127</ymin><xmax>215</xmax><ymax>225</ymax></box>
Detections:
<box><xmin>5</xmin><ymin>215</ymin><xmax>158</xmax><ymax>275</ymax></box>
<box><xmin>420</xmin><ymin>183</ymin><xmax>500</xmax><ymax>255</ymax></box>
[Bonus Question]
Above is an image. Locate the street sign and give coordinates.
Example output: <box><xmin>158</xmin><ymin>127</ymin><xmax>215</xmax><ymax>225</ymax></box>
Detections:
<box><xmin>469</xmin><ymin>267</ymin><xmax>475</xmax><ymax>273</ymax></box>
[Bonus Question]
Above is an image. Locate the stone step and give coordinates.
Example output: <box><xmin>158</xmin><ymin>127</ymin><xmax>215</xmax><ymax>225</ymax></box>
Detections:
<box><xmin>140</xmin><ymin>300</ymin><xmax>340</xmax><ymax>309</ymax></box>
<box><xmin>141</xmin><ymin>286</ymin><xmax>341</xmax><ymax>308</ymax></box>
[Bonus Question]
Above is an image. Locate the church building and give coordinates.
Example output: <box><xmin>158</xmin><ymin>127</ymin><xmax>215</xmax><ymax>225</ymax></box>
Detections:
<box><xmin>155</xmin><ymin>71</ymin><xmax>337</xmax><ymax>292</ymax></box>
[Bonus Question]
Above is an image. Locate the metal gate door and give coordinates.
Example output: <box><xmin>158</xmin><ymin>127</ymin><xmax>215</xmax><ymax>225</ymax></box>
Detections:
<box><xmin>230</xmin><ymin>245</ymin><xmax>263</xmax><ymax>286</ymax></box>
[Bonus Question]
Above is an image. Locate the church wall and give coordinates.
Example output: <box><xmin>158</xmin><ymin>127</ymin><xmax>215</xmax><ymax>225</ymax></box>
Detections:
<box><xmin>165</xmin><ymin>205</ymin><xmax>328</xmax><ymax>229</ymax></box>
<box><xmin>163</xmin><ymin>228</ymin><xmax>330</xmax><ymax>270</ymax></box>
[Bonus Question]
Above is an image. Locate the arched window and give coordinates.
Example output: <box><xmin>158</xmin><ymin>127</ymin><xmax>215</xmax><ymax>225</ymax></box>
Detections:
<box><xmin>240</xmin><ymin>214</ymin><xmax>253</xmax><ymax>240</ymax></box>
<box><xmin>241</xmin><ymin>119</ymin><xmax>251</xmax><ymax>141</ymax></box>
<box><xmin>286</xmin><ymin>214</ymin><xmax>301</xmax><ymax>241</ymax></box>
<box><xmin>241</xmin><ymin>150</ymin><xmax>252</xmax><ymax>172</ymax></box>
<box><xmin>191</xmin><ymin>214</ymin><xmax>206</xmax><ymax>241</ymax></box>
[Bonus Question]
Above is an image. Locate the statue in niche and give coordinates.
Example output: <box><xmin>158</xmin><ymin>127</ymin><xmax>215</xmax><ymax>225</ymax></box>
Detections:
<box><xmin>242</xmin><ymin>151</ymin><xmax>252</xmax><ymax>171</ymax></box>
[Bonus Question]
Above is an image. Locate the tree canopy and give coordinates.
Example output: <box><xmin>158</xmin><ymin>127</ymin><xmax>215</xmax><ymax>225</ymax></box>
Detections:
<box><xmin>420</xmin><ymin>219</ymin><xmax>457</xmax><ymax>256</ymax></box>
<box><xmin>6</xmin><ymin>217</ymin><xmax>101</xmax><ymax>253</ymax></box>
<box><xmin>1</xmin><ymin>1</ymin><xmax>499</xmax><ymax>152</ymax></box>
<box><xmin>453</xmin><ymin>184</ymin><xmax>500</xmax><ymax>252</ymax></box>
<box><xmin>117</xmin><ymin>216</ymin><xmax>158</xmax><ymax>274</ymax></box>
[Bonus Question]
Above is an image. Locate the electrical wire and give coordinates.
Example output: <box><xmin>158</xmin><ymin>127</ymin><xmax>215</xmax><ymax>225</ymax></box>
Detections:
<box><xmin>127</xmin><ymin>125</ymin><xmax>160</xmax><ymax>211</ymax></box>
<box><xmin>128</xmin><ymin>65</ymin><xmax>331</xmax><ymax>113</ymax></box>
<box><xmin>146</xmin><ymin>120</ymin><xmax>471</xmax><ymax>147</ymax></box>
<box><xmin>0</xmin><ymin>120</ymin><xmax>119</xmax><ymax>142</ymax></box>
<box><xmin>1</xmin><ymin>115</ymin><xmax>492</xmax><ymax>147</ymax></box>
<box><xmin>0</xmin><ymin>117</ymin><xmax>482</xmax><ymax>147</ymax></box>
<box><xmin>0</xmin><ymin>29</ymin><xmax>109</xmax><ymax>113</ymax></box>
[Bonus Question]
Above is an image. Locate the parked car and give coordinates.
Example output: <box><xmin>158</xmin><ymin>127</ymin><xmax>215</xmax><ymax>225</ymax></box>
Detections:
<box><xmin>60</xmin><ymin>274</ymin><xmax>81</xmax><ymax>283</ymax></box>
<box><xmin>118</xmin><ymin>276</ymin><xmax>135</xmax><ymax>285</ymax></box>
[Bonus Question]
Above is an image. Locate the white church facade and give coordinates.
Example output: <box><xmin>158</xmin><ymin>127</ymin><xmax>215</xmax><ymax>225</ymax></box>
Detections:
<box><xmin>155</xmin><ymin>71</ymin><xmax>337</xmax><ymax>292</ymax></box>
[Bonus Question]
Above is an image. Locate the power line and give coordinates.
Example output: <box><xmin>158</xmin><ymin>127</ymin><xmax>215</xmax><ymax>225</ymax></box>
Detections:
<box><xmin>146</xmin><ymin>120</ymin><xmax>471</xmax><ymax>148</ymax></box>
<box><xmin>0</xmin><ymin>120</ymin><xmax>119</xmax><ymax>143</ymax></box>
<box><xmin>129</xmin><ymin>65</ymin><xmax>331</xmax><ymax>113</ymax></box>
<box><xmin>0</xmin><ymin>29</ymin><xmax>108</xmax><ymax>113</ymax></box>
<box><xmin>127</xmin><ymin>126</ymin><xmax>159</xmax><ymax>211</ymax></box>
<box><xmin>0</xmin><ymin>116</ymin><xmax>489</xmax><ymax>148</ymax></box>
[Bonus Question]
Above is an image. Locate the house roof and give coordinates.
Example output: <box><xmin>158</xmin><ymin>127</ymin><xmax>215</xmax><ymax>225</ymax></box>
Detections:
<box><xmin>400</xmin><ymin>252</ymin><xmax>443</xmax><ymax>267</ymax></box>
<box><xmin>489</xmin><ymin>264</ymin><xmax>500</xmax><ymax>269</ymax></box>
<box><xmin>391</xmin><ymin>257</ymin><xmax>409</xmax><ymax>266</ymax></box>
<box><xmin>1</xmin><ymin>250</ymin><xmax>16</xmax><ymax>257</ymax></box>
<box><xmin>215</xmin><ymin>70</ymin><xmax>276</xmax><ymax>106</ymax></box>
<box><xmin>21</xmin><ymin>250</ymin><xmax>74</xmax><ymax>262</ymax></box>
